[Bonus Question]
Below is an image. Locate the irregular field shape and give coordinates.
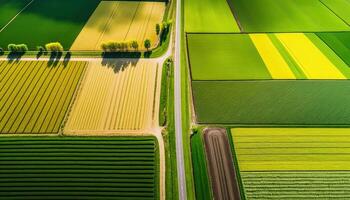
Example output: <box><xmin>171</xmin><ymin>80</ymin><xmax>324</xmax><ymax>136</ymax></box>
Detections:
<box><xmin>0</xmin><ymin>0</ymin><xmax>100</xmax><ymax>50</ymax></box>
<box><xmin>321</xmin><ymin>0</ymin><xmax>350</xmax><ymax>25</ymax></box>
<box><xmin>0</xmin><ymin>136</ymin><xmax>159</xmax><ymax>200</ymax></box>
<box><xmin>71</xmin><ymin>1</ymin><xmax>165</xmax><ymax>51</ymax></box>
<box><xmin>276</xmin><ymin>33</ymin><xmax>346</xmax><ymax>79</ymax></box>
<box><xmin>0</xmin><ymin>60</ymin><xmax>86</xmax><ymax>134</ymax></box>
<box><xmin>230</xmin><ymin>0</ymin><xmax>350</xmax><ymax>32</ymax></box>
<box><xmin>249</xmin><ymin>34</ymin><xmax>295</xmax><ymax>79</ymax></box>
<box><xmin>0</xmin><ymin>0</ymin><xmax>31</xmax><ymax>29</ymax></box>
<box><xmin>192</xmin><ymin>81</ymin><xmax>350</xmax><ymax>124</ymax></box>
<box><xmin>185</xmin><ymin>0</ymin><xmax>240</xmax><ymax>32</ymax></box>
<box><xmin>187</xmin><ymin>34</ymin><xmax>271</xmax><ymax>80</ymax></box>
<box><xmin>65</xmin><ymin>59</ymin><xmax>160</xmax><ymax>132</ymax></box>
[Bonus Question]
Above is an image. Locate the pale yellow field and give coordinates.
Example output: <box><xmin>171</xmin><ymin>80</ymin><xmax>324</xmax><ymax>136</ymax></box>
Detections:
<box><xmin>70</xmin><ymin>1</ymin><xmax>165</xmax><ymax>51</ymax></box>
<box><xmin>250</xmin><ymin>34</ymin><xmax>295</xmax><ymax>79</ymax></box>
<box><xmin>276</xmin><ymin>33</ymin><xmax>345</xmax><ymax>79</ymax></box>
<box><xmin>65</xmin><ymin>59</ymin><xmax>161</xmax><ymax>132</ymax></box>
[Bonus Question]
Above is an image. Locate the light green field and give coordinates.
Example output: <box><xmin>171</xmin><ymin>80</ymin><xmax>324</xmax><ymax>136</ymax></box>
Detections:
<box><xmin>185</xmin><ymin>0</ymin><xmax>240</xmax><ymax>32</ymax></box>
<box><xmin>0</xmin><ymin>61</ymin><xmax>86</xmax><ymax>134</ymax></box>
<box><xmin>321</xmin><ymin>0</ymin><xmax>350</xmax><ymax>25</ymax></box>
<box><xmin>230</xmin><ymin>0</ymin><xmax>350</xmax><ymax>32</ymax></box>
<box><xmin>187</xmin><ymin>34</ymin><xmax>271</xmax><ymax>80</ymax></box>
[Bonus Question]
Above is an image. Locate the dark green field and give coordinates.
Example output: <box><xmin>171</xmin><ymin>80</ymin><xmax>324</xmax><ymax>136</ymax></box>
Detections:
<box><xmin>192</xmin><ymin>80</ymin><xmax>350</xmax><ymax>124</ymax></box>
<box><xmin>0</xmin><ymin>136</ymin><xmax>159</xmax><ymax>200</ymax></box>
<box><xmin>0</xmin><ymin>0</ymin><xmax>100</xmax><ymax>50</ymax></box>
<box><xmin>0</xmin><ymin>0</ymin><xmax>31</xmax><ymax>29</ymax></box>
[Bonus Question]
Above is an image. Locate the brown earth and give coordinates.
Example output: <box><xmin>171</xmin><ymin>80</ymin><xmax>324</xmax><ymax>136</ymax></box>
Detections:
<box><xmin>204</xmin><ymin>127</ymin><xmax>241</xmax><ymax>200</ymax></box>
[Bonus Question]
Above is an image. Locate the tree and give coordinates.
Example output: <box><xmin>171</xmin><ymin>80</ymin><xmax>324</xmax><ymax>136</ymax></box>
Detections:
<box><xmin>144</xmin><ymin>39</ymin><xmax>151</xmax><ymax>50</ymax></box>
<box><xmin>45</xmin><ymin>42</ymin><xmax>64</xmax><ymax>52</ymax></box>
<box><xmin>156</xmin><ymin>23</ymin><xmax>161</xmax><ymax>35</ymax></box>
<box><xmin>7</xmin><ymin>44</ymin><xmax>28</xmax><ymax>53</ymax></box>
<box><xmin>130</xmin><ymin>40</ymin><xmax>139</xmax><ymax>50</ymax></box>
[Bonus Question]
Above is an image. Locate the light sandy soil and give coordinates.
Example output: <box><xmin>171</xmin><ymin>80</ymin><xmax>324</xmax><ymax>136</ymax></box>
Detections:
<box><xmin>70</xmin><ymin>1</ymin><xmax>165</xmax><ymax>51</ymax></box>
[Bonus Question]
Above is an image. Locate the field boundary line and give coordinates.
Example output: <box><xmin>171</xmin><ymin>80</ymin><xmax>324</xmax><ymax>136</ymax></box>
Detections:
<box><xmin>319</xmin><ymin>0</ymin><xmax>350</xmax><ymax>27</ymax></box>
<box><xmin>0</xmin><ymin>0</ymin><xmax>34</xmax><ymax>33</ymax></box>
<box><xmin>225</xmin><ymin>0</ymin><xmax>243</xmax><ymax>32</ymax></box>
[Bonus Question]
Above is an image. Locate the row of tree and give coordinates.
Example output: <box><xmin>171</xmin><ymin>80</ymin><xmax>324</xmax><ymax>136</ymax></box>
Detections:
<box><xmin>101</xmin><ymin>39</ymin><xmax>151</xmax><ymax>52</ymax></box>
<box><xmin>1</xmin><ymin>42</ymin><xmax>64</xmax><ymax>54</ymax></box>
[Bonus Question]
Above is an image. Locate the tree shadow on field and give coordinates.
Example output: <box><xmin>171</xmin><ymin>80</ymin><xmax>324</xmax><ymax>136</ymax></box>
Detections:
<box><xmin>47</xmin><ymin>52</ymin><xmax>63</xmax><ymax>67</ymax></box>
<box><xmin>63</xmin><ymin>52</ymin><xmax>71</xmax><ymax>67</ymax></box>
<box><xmin>7</xmin><ymin>52</ymin><xmax>24</xmax><ymax>63</ymax></box>
<box><xmin>101</xmin><ymin>53</ymin><xmax>140</xmax><ymax>73</ymax></box>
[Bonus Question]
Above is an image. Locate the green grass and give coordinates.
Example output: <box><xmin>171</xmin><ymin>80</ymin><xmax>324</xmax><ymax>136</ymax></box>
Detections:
<box><xmin>190</xmin><ymin>130</ymin><xmax>212</xmax><ymax>200</ymax></box>
<box><xmin>159</xmin><ymin>59</ymin><xmax>171</xmax><ymax>126</ymax></box>
<box><xmin>184</xmin><ymin>0</ymin><xmax>239</xmax><ymax>32</ymax></box>
<box><xmin>230</xmin><ymin>0</ymin><xmax>350</xmax><ymax>32</ymax></box>
<box><xmin>320</xmin><ymin>0</ymin><xmax>350</xmax><ymax>25</ymax></box>
<box><xmin>192</xmin><ymin>80</ymin><xmax>350</xmax><ymax>125</ymax></box>
<box><xmin>0</xmin><ymin>0</ymin><xmax>32</xmax><ymax>29</ymax></box>
<box><xmin>0</xmin><ymin>0</ymin><xmax>100</xmax><ymax>50</ymax></box>
<box><xmin>187</xmin><ymin>34</ymin><xmax>271</xmax><ymax>80</ymax></box>
<box><xmin>0</xmin><ymin>60</ymin><xmax>85</xmax><ymax>134</ymax></box>
<box><xmin>0</xmin><ymin>136</ymin><xmax>159</xmax><ymax>200</ymax></box>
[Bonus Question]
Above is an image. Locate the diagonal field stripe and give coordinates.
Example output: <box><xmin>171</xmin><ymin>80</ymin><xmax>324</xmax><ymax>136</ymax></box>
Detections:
<box><xmin>276</xmin><ymin>33</ymin><xmax>346</xmax><ymax>79</ymax></box>
<box><xmin>250</xmin><ymin>34</ymin><xmax>296</xmax><ymax>79</ymax></box>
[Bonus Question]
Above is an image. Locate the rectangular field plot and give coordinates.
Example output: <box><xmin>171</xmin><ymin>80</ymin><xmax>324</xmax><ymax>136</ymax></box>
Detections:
<box><xmin>192</xmin><ymin>81</ymin><xmax>350</xmax><ymax>125</ymax></box>
<box><xmin>0</xmin><ymin>60</ymin><xmax>86</xmax><ymax>134</ymax></box>
<box><xmin>0</xmin><ymin>136</ymin><xmax>159</xmax><ymax>200</ymax></box>
<box><xmin>230</xmin><ymin>0</ymin><xmax>350</xmax><ymax>32</ymax></box>
<box><xmin>0</xmin><ymin>0</ymin><xmax>100</xmax><ymax>50</ymax></box>
<box><xmin>231</xmin><ymin>128</ymin><xmax>350</xmax><ymax>199</ymax></box>
<box><xmin>65</xmin><ymin>59</ymin><xmax>161</xmax><ymax>132</ymax></box>
<box><xmin>70</xmin><ymin>1</ymin><xmax>165</xmax><ymax>51</ymax></box>
<box><xmin>185</xmin><ymin>0</ymin><xmax>240</xmax><ymax>32</ymax></box>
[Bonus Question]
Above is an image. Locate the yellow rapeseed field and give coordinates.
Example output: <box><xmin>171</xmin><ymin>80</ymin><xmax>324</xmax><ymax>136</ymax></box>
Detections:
<box><xmin>65</xmin><ymin>59</ymin><xmax>161</xmax><ymax>132</ymax></box>
<box><xmin>70</xmin><ymin>1</ymin><xmax>165</xmax><ymax>51</ymax></box>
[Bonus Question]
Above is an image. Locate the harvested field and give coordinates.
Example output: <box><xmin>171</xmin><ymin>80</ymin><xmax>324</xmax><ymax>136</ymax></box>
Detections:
<box><xmin>230</xmin><ymin>0</ymin><xmax>350</xmax><ymax>32</ymax></box>
<box><xmin>70</xmin><ymin>1</ymin><xmax>165</xmax><ymax>51</ymax></box>
<box><xmin>192</xmin><ymin>81</ymin><xmax>350</xmax><ymax>124</ymax></box>
<box><xmin>65</xmin><ymin>59</ymin><xmax>161</xmax><ymax>132</ymax></box>
<box><xmin>203</xmin><ymin>128</ymin><xmax>240</xmax><ymax>200</ymax></box>
<box><xmin>0</xmin><ymin>136</ymin><xmax>159</xmax><ymax>200</ymax></box>
<box><xmin>0</xmin><ymin>60</ymin><xmax>86</xmax><ymax>134</ymax></box>
<box><xmin>0</xmin><ymin>0</ymin><xmax>101</xmax><ymax>50</ymax></box>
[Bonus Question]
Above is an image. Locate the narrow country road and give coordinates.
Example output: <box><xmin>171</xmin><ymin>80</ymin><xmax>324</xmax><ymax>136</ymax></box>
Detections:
<box><xmin>174</xmin><ymin>0</ymin><xmax>188</xmax><ymax>198</ymax></box>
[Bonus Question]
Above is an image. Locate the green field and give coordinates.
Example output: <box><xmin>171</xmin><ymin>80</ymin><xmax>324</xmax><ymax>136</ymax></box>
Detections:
<box><xmin>0</xmin><ymin>136</ymin><xmax>159</xmax><ymax>200</ymax></box>
<box><xmin>230</xmin><ymin>0</ymin><xmax>350</xmax><ymax>32</ymax></box>
<box><xmin>184</xmin><ymin>0</ymin><xmax>240</xmax><ymax>32</ymax></box>
<box><xmin>187</xmin><ymin>34</ymin><xmax>271</xmax><ymax>80</ymax></box>
<box><xmin>192</xmin><ymin>81</ymin><xmax>350</xmax><ymax>124</ymax></box>
<box><xmin>0</xmin><ymin>60</ymin><xmax>86</xmax><ymax>134</ymax></box>
<box><xmin>0</xmin><ymin>0</ymin><xmax>100</xmax><ymax>50</ymax></box>
<box><xmin>321</xmin><ymin>0</ymin><xmax>350</xmax><ymax>25</ymax></box>
<box><xmin>231</xmin><ymin>128</ymin><xmax>350</xmax><ymax>199</ymax></box>
<box><xmin>318</xmin><ymin>32</ymin><xmax>350</xmax><ymax>67</ymax></box>
<box><xmin>0</xmin><ymin>0</ymin><xmax>31</xmax><ymax>29</ymax></box>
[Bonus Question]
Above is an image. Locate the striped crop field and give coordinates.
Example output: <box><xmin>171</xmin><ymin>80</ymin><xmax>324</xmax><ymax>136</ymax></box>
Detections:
<box><xmin>0</xmin><ymin>60</ymin><xmax>86</xmax><ymax>134</ymax></box>
<box><xmin>0</xmin><ymin>136</ymin><xmax>159</xmax><ymax>200</ymax></box>
<box><xmin>70</xmin><ymin>1</ymin><xmax>165</xmax><ymax>51</ymax></box>
<box><xmin>65</xmin><ymin>59</ymin><xmax>161</xmax><ymax>132</ymax></box>
<box><xmin>231</xmin><ymin>128</ymin><xmax>350</xmax><ymax>199</ymax></box>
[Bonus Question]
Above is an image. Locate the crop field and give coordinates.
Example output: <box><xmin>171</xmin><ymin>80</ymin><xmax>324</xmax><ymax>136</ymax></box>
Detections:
<box><xmin>184</xmin><ymin>0</ymin><xmax>240</xmax><ymax>32</ymax></box>
<box><xmin>192</xmin><ymin>80</ymin><xmax>350</xmax><ymax>124</ymax></box>
<box><xmin>65</xmin><ymin>59</ymin><xmax>161</xmax><ymax>132</ymax></box>
<box><xmin>188</xmin><ymin>33</ymin><xmax>350</xmax><ymax>80</ymax></box>
<box><xmin>0</xmin><ymin>136</ymin><xmax>159</xmax><ymax>200</ymax></box>
<box><xmin>320</xmin><ymin>0</ymin><xmax>350</xmax><ymax>25</ymax></box>
<box><xmin>231</xmin><ymin>128</ymin><xmax>350</xmax><ymax>199</ymax></box>
<box><xmin>0</xmin><ymin>60</ymin><xmax>86</xmax><ymax>134</ymax></box>
<box><xmin>0</xmin><ymin>0</ymin><xmax>32</xmax><ymax>29</ymax></box>
<box><xmin>318</xmin><ymin>32</ymin><xmax>350</xmax><ymax>67</ymax></box>
<box><xmin>230</xmin><ymin>0</ymin><xmax>350</xmax><ymax>32</ymax></box>
<box><xmin>70</xmin><ymin>1</ymin><xmax>165</xmax><ymax>51</ymax></box>
<box><xmin>0</xmin><ymin>0</ymin><xmax>101</xmax><ymax>50</ymax></box>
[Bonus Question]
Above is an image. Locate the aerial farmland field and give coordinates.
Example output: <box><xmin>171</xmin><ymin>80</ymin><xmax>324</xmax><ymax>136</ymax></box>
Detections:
<box><xmin>231</xmin><ymin>128</ymin><xmax>350</xmax><ymax>199</ymax></box>
<box><xmin>0</xmin><ymin>0</ymin><xmax>32</xmax><ymax>29</ymax></box>
<box><xmin>0</xmin><ymin>60</ymin><xmax>86</xmax><ymax>134</ymax></box>
<box><xmin>0</xmin><ymin>136</ymin><xmax>159</xmax><ymax>200</ymax></box>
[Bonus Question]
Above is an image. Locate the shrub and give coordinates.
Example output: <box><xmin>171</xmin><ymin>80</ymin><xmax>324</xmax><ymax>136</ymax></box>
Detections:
<box><xmin>45</xmin><ymin>42</ymin><xmax>64</xmax><ymax>52</ymax></box>
<box><xmin>156</xmin><ymin>23</ymin><xmax>160</xmax><ymax>35</ymax></box>
<box><xmin>37</xmin><ymin>46</ymin><xmax>45</xmax><ymax>52</ymax></box>
<box><xmin>7</xmin><ymin>44</ymin><xmax>28</xmax><ymax>53</ymax></box>
<box><xmin>130</xmin><ymin>40</ymin><xmax>139</xmax><ymax>50</ymax></box>
<box><xmin>144</xmin><ymin>39</ymin><xmax>151</xmax><ymax>50</ymax></box>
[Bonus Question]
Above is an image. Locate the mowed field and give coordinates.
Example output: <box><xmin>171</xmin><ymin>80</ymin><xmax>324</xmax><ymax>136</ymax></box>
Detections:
<box><xmin>70</xmin><ymin>1</ymin><xmax>165</xmax><ymax>51</ymax></box>
<box><xmin>0</xmin><ymin>0</ymin><xmax>101</xmax><ymax>50</ymax></box>
<box><xmin>0</xmin><ymin>136</ymin><xmax>159</xmax><ymax>200</ymax></box>
<box><xmin>0</xmin><ymin>60</ymin><xmax>86</xmax><ymax>134</ymax></box>
<box><xmin>65</xmin><ymin>59</ymin><xmax>161</xmax><ymax>132</ymax></box>
<box><xmin>230</xmin><ymin>0</ymin><xmax>350</xmax><ymax>32</ymax></box>
<box><xmin>231</xmin><ymin>128</ymin><xmax>350</xmax><ymax>199</ymax></box>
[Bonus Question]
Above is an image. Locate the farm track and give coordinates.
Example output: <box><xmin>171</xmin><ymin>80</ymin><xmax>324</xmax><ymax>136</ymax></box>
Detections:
<box><xmin>204</xmin><ymin>128</ymin><xmax>240</xmax><ymax>200</ymax></box>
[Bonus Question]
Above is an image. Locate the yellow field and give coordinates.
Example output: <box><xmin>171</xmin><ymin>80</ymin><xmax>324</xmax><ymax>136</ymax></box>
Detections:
<box><xmin>65</xmin><ymin>59</ymin><xmax>161</xmax><ymax>132</ymax></box>
<box><xmin>70</xmin><ymin>1</ymin><xmax>165</xmax><ymax>51</ymax></box>
<box><xmin>276</xmin><ymin>33</ymin><xmax>346</xmax><ymax>79</ymax></box>
<box><xmin>250</xmin><ymin>34</ymin><xmax>295</xmax><ymax>79</ymax></box>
